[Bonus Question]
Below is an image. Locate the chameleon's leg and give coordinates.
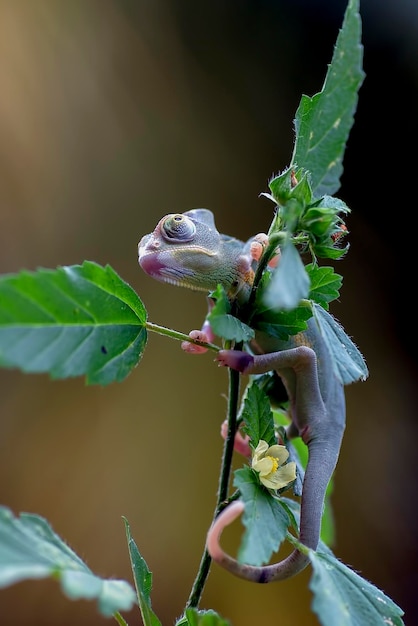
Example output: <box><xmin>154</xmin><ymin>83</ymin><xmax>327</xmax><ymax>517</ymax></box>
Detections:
<box><xmin>220</xmin><ymin>419</ymin><xmax>251</xmax><ymax>457</ymax></box>
<box><xmin>206</xmin><ymin>347</ymin><xmax>345</xmax><ymax>582</ymax></box>
<box><xmin>181</xmin><ymin>298</ymin><xmax>216</xmax><ymax>354</ymax></box>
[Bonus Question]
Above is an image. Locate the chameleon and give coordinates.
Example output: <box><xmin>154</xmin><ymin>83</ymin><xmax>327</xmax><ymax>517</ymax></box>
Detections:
<box><xmin>138</xmin><ymin>208</ymin><xmax>367</xmax><ymax>582</ymax></box>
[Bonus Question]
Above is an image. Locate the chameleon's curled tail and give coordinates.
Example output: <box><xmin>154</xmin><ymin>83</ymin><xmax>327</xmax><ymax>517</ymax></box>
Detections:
<box><xmin>206</xmin><ymin>433</ymin><xmax>344</xmax><ymax>582</ymax></box>
<box><xmin>206</xmin><ymin>501</ymin><xmax>309</xmax><ymax>582</ymax></box>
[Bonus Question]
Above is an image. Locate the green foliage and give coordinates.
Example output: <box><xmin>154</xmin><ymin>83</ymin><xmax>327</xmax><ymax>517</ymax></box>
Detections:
<box><xmin>233</xmin><ymin>468</ymin><xmax>290</xmax><ymax>566</ymax></box>
<box><xmin>177</xmin><ymin>608</ymin><xmax>231</xmax><ymax>626</ymax></box>
<box><xmin>124</xmin><ymin>518</ymin><xmax>161</xmax><ymax>626</ymax></box>
<box><xmin>291</xmin><ymin>0</ymin><xmax>365</xmax><ymax>197</ymax></box>
<box><xmin>307</xmin><ymin>264</ymin><xmax>343</xmax><ymax>311</ymax></box>
<box><xmin>262</xmin><ymin>240</ymin><xmax>311</xmax><ymax>311</ymax></box>
<box><xmin>0</xmin><ymin>2</ymin><xmax>402</xmax><ymax>626</ymax></box>
<box><xmin>252</xmin><ymin>273</ymin><xmax>313</xmax><ymax>340</ymax></box>
<box><xmin>0</xmin><ymin>261</ymin><xmax>147</xmax><ymax>385</ymax></box>
<box><xmin>240</xmin><ymin>382</ymin><xmax>276</xmax><ymax>448</ymax></box>
<box><xmin>0</xmin><ymin>506</ymin><xmax>136</xmax><ymax>617</ymax></box>
<box><xmin>309</xmin><ymin>545</ymin><xmax>405</xmax><ymax>626</ymax></box>
<box><xmin>208</xmin><ymin>284</ymin><xmax>254</xmax><ymax>342</ymax></box>
<box><xmin>313</xmin><ymin>303</ymin><xmax>368</xmax><ymax>384</ymax></box>
<box><xmin>260</xmin><ymin>0</ymin><xmax>364</xmax><ymax>312</ymax></box>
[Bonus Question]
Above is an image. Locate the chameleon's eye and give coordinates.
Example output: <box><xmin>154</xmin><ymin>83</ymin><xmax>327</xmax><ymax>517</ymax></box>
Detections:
<box><xmin>161</xmin><ymin>214</ymin><xmax>196</xmax><ymax>242</ymax></box>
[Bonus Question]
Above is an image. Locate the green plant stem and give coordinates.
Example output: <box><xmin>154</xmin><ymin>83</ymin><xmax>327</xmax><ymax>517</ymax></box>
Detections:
<box><xmin>113</xmin><ymin>612</ymin><xmax>129</xmax><ymax>626</ymax></box>
<box><xmin>185</xmin><ymin>364</ymin><xmax>241</xmax><ymax>609</ymax></box>
<box><xmin>146</xmin><ymin>321</ymin><xmax>220</xmax><ymax>351</ymax></box>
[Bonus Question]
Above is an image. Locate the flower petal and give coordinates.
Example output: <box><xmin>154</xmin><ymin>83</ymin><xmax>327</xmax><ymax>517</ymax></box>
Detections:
<box><xmin>274</xmin><ymin>463</ymin><xmax>297</xmax><ymax>488</ymax></box>
<box><xmin>252</xmin><ymin>457</ymin><xmax>276</xmax><ymax>476</ymax></box>
<box><xmin>259</xmin><ymin>462</ymin><xmax>297</xmax><ymax>490</ymax></box>
<box><xmin>252</xmin><ymin>439</ymin><xmax>269</xmax><ymax>464</ymax></box>
<box><xmin>266</xmin><ymin>444</ymin><xmax>289</xmax><ymax>465</ymax></box>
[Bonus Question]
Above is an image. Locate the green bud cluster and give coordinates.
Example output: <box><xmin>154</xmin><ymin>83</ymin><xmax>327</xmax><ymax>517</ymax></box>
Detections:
<box><xmin>266</xmin><ymin>166</ymin><xmax>350</xmax><ymax>261</ymax></box>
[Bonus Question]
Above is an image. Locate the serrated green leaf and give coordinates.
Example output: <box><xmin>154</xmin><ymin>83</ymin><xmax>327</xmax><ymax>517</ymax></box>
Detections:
<box><xmin>309</xmin><ymin>546</ymin><xmax>405</xmax><ymax>626</ymax></box>
<box><xmin>263</xmin><ymin>242</ymin><xmax>310</xmax><ymax>311</ymax></box>
<box><xmin>313</xmin><ymin>303</ymin><xmax>368</xmax><ymax>384</ymax></box>
<box><xmin>241</xmin><ymin>382</ymin><xmax>276</xmax><ymax>448</ymax></box>
<box><xmin>123</xmin><ymin>517</ymin><xmax>161</xmax><ymax>626</ymax></box>
<box><xmin>312</xmin><ymin>244</ymin><xmax>349</xmax><ymax>260</ymax></box>
<box><xmin>291</xmin><ymin>0</ymin><xmax>365</xmax><ymax>197</ymax></box>
<box><xmin>0</xmin><ymin>506</ymin><xmax>136</xmax><ymax>617</ymax></box>
<box><xmin>306</xmin><ymin>264</ymin><xmax>342</xmax><ymax>310</ymax></box>
<box><xmin>0</xmin><ymin>261</ymin><xmax>147</xmax><ymax>385</ymax></box>
<box><xmin>176</xmin><ymin>608</ymin><xmax>231</xmax><ymax>626</ymax></box>
<box><xmin>253</xmin><ymin>302</ymin><xmax>312</xmax><ymax>340</ymax></box>
<box><xmin>233</xmin><ymin>468</ymin><xmax>290</xmax><ymax>565</ymax></box>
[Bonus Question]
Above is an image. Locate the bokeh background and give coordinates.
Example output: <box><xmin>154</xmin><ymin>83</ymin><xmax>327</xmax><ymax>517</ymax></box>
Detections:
<box><xmin>0</xmin><ymin>0</ymin><xmax>417</xmax><ymax>624</ymax></box>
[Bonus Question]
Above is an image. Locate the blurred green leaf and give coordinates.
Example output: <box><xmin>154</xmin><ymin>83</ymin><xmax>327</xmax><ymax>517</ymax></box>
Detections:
<box><xmin>233</xmin><ymin>468</ymin><xmax>290</xmax><ymax>566</ymax></box>
<box><xmin>176</xmin><ymin>608</ymin><xmax>231</xmax><ymax>626</ymax></box>
<box><xmin>0</xmin><ymin>506</ymin><xmax>136</xmax><ymax>617</ymax></box>
<box><xmin>291</xmin><ymin>0</ymin><xmax>365</xmax><ymax>197</ymax></box>
<box><xmin>123</xmin><ymin>518</ymin><xmax>161</xmax><ymax>626</ymax></box>
<box><xmin>263</xmin><ymin>242</ymin><xmax>310</xmax><ymax>311</ymax></box>
<box><xmin>309</xmin><ymin>545</ymin><xmax>405</xmax><ymax>626</ymax></box>
<box><xmin>0</xmin><ymin>261</ymin><xmax>147</xmax><ymax>385</ymax></box>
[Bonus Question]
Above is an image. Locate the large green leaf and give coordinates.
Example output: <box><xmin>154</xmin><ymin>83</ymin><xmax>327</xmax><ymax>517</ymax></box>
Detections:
<box><xmin>313</xmin><ymin>303</ymin><xmax>368</xmax><ymax>384</ymax></box>
<box><xmin>309</xmin><ymin>546</ymin><xmax>405</xmax><ymax>626</ymax></box>
<box><xmin>0</xmin><ymin>261</ymin><xmax>147</xmax><ymax>385</ymax></box>
<box><xmin>0</xmin><ymin>506</ymin><xmax>136</xmax><ymax>617</ymax></box>
<box><xmin>233</xmin><ymin>468</ymin><xmax>290</xmax><ymax>566</ymax></box>
<box><xmin>123</xmin><ymin>518</ymin><xmax>161</xmax><ymax>626</ymax></box>
<box><xmin>291</xmin><ymin>0</ymin><xmax>365</xmax><ymax>197</ymax></box>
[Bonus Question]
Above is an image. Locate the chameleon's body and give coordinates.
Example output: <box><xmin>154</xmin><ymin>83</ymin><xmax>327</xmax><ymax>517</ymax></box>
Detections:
<box><xmin>138</xmin><ymin>208</ymin><xmax>357</xmax><ymax>582</ymax></box>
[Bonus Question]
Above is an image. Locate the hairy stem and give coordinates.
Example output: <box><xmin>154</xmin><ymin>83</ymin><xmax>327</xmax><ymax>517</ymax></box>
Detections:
<box><xmin>146</xmin><ymin>321</ymin><xmax>220</xmax><ymax>351</ymax></box>
<box><xmin>185</xmin><ymin>365</ymin><xmax>241</xmax><ymax>608</ymax></box>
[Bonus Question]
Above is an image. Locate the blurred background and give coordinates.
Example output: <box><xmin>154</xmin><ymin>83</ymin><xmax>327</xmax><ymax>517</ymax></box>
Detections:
<box><xmin>0</xmin><ymin>0</ymin><xmax>417</xmax><ymax>624</ymax></box>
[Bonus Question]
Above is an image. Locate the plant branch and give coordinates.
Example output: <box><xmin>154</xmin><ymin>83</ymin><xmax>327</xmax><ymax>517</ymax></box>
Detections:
<box><xmin>113</xmin><ymin>612</ymin><xmax>129</xmax><ymax>626</ymax></box>
<box><xmin>185</xmin><ymin>363</ymin><xmax>241</xmax><ymax>609</ymax></box>
<box><xmin>146</xmin><ymin>321</ymin><xmax>220</xmax><ymax>351</ymax></box>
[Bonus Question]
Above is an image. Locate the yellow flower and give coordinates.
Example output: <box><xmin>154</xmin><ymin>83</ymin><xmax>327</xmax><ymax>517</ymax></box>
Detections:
<box><xmin>252</xmin><ymin>440</ymin><xmax>296</xmax><ymax>490</ymax></box>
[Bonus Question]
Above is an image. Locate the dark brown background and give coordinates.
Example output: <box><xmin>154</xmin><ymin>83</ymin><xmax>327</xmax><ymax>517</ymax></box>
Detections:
<box><xmin>0</xmin><ymin>1</ymin><xmax>417</xmax><ymax>625</ymax></box>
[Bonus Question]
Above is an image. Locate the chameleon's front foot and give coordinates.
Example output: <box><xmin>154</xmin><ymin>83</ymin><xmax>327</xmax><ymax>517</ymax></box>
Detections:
<box><xmin>220</xmin><ymin>420</ymin><xmax>251</xmax><ymax>457</ymax></box>
<box><xmin>216</xmin><ymin>349</ymin><xmax>254</xmax><ymax>373</ymax></box>
<box><xmin>181</xmin><ymin>330</ymin><xmax>209</xmax><ymax>354</ymax></box>
<box><xmin>181</xmin><ymin>317</ymin><xmax>216</xmax><ymax>354</ymax></box>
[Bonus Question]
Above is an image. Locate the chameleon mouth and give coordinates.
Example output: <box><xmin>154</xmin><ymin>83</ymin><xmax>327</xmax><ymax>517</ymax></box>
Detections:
<box><xmin>138</xmin><ymin>250</ymin><xmax>165</xmax><ymax>279</ymax></box>
<box><xmin>138</xmin><ymin>250</ymin><xmax>196</xmax><ymax>289</ymax></box>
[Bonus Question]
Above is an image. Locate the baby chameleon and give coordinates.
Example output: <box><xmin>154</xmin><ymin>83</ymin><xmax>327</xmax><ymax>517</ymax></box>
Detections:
<box><xmin>138</xmin><ymin>208</ymin><xmax>366</xmax><ymax>582</ymax></box>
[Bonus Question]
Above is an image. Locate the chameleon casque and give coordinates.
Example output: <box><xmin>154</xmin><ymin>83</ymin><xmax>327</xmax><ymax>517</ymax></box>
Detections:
<box><xmin>138</xmin><ymin>208</ymin><xmax>367</xmax><ymax>582</ymax></box>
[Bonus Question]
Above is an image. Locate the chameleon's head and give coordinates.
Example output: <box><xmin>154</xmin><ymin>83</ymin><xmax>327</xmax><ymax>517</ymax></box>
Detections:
<box><xmin>138</xmin><ymin>209</ymin><xmax>253</xmax><ymax>296</ymax></box>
